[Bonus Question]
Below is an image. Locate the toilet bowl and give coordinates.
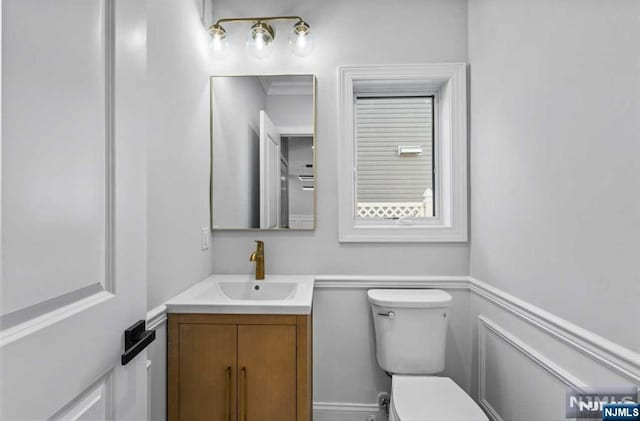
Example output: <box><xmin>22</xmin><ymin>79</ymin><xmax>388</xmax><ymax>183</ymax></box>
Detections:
<box><xmin>368</xmin><ymin>289</ymin><xmax>487</xmax><ymax>421</ymax></box>
<box><xmin>389</xmin><ymin>375</ymin><xmax>488</xmax><ymax>421</ymax></box>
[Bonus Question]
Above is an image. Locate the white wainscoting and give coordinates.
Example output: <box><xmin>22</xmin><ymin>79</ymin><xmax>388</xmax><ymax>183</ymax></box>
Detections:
<box><xmin>146</xmin><ymin>304</ymin><xmax>168</xmax><ymax>421</ymax></box>
<box><xmin>477</xmin><ymin>316</ymin><xmax>588</xmax><ymax>421</ymax></box>
<box><xmin>470</xmin><ymin>278</ymin><xmax>640</xmax><ymax>385</ymax></box>
<box><xmin>146</xmin><ymin>276</ymin><xmax>640</xmax><ymax>421</ymax></box>
<box><xmin>470</xmin><ymin>277</ymin><xmax>640</xmax><ymax>421</ymax></box>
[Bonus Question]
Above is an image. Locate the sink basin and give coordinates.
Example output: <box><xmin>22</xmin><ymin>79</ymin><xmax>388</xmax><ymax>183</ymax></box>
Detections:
<box><xmin>165</xmin><ymin>274</ymin><xmax>314</xmax><ymax>315</ymax></box>
<box><xmin>216</xmin><ymin>281</ymin><xmax>298</xmax><ymax>301</ymax></box>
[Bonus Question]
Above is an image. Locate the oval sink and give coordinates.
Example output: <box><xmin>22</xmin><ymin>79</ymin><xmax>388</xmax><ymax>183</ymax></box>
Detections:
<box><xmin>216</xmin><ymin>281</ymin><xmax>298</xmax><ymax>301</ymax></box>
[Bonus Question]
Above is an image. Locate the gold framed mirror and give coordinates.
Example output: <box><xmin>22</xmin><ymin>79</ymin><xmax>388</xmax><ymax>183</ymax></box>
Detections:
<box><xmin>210</xmin><ymin>74</ymin><xmax>316</xmax><ymax>230</ymax></box>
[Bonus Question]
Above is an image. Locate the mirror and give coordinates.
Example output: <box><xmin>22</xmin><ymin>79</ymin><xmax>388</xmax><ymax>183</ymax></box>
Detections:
<box><xmin>210</xmin><ymin>75</ymin><xmax>316</xmax><ymax>230</ymax></box>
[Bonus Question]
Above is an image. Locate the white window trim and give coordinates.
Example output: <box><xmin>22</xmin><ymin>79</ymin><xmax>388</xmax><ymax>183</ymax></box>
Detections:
<box><xmin>338</xmin><ymin>63</ymin><xmax>468</xmax><ymax>242</ymax></box>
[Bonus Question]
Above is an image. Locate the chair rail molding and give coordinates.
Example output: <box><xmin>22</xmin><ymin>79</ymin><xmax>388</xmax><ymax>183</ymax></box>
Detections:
<box><xmin>146</xmin><ymin>304</ymin><xmax>167</xmax><ymax>331</ymax></box>
<box><xmin>314</xmin><ymin>274</ymin><xmax>469</xmax><ymax>289</ymax></box>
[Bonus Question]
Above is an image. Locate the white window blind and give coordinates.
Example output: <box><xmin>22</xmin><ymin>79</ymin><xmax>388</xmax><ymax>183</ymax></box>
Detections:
<box><xmin>355</xmin><ymin>96</ymin><xmax>434</xmax><ymax>218</ymax></box>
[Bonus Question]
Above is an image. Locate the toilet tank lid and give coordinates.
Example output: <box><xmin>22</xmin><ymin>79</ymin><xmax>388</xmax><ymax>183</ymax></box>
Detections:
<box><xmin>367</xmin><ymin>289</ymin><xmax>452</xmax><ymax>308</ymax></box>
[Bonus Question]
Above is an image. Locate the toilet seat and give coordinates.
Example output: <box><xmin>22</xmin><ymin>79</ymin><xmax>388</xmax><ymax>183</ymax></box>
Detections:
<box><xmin>390</xmin><ymin>375</ymin><xmax>488</xmax><ymax>421</ymax></box>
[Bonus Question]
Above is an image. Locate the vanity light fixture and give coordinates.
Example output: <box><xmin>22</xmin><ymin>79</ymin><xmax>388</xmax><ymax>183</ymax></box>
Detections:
<box><xmin>289</xmin><ymin>20</ymin><xmax>313</xmax><ymax>57</ymax></box>
<box><xmin>208</xmin><ymin>16</ymin><xmax>313</xmax><ymax>59</ymax></box>
<box><xmin>209</xmin><ymin>24</ymin><xmax>230</xmax><ymax>59</ymax></box>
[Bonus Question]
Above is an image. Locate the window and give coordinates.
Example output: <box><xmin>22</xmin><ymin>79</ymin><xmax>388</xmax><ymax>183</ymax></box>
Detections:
<box><xmin>338</xmin><ymin>64</ymin><xmax>468</xmax><ymax>242</ymax></box>
<box><xmin>356</xmin><ymin>95</ymin><xmax>435</xmax><ymax>219</ymax></box>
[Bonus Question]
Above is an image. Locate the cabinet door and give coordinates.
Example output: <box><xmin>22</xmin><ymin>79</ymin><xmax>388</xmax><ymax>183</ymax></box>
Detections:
<box><xmin>238</xmin><ymin>325</ymin><xmax>297</xmax><ymax>421</ymax></box>
<box><xmin>178</xmin><ymin>324</ymin><xmax>237</xmax><ymax>421</ymax></box>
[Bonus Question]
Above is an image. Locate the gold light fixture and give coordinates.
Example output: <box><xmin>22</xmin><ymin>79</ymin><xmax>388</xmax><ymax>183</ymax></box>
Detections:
<box><xmin>247</xmin><ymin>21</ymin><xmax>275</xmax><ymax>59</ymax></box>
<box><xmin>208</xmin><ymin>16</ymin><xmax>313</xmax><ymax>59</ymax></box>
<box><xmin>208</xmin><ymin>24</ymin><xmax>229</xmax><ymax>59</ymax></box>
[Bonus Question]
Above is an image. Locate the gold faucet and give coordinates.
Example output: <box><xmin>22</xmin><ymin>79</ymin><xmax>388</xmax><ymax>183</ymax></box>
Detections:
<box><xmin>249</xmin><ymin>240</ymin><xmax>265</xmax><ymax>280</ymax></box>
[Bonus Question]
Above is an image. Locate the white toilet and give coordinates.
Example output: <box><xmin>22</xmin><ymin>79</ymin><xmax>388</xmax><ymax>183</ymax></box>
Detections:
<box><xmin>368</xmin><ymin>289</ymin><xmax>488</xmax><ymax>421</ymax></box>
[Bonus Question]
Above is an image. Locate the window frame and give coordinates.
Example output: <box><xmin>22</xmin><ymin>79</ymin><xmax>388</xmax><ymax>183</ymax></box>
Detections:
<box><xmin>338</xmin><ymin>63</ymin><xmax>468</xmax><ymax>242</ymax></box>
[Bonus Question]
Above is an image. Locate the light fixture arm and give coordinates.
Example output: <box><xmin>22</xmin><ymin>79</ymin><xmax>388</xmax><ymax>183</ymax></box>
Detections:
<box><xmin>211</xmin><ymin>16</ymin><xmax>305</xmax><ymax>28</ymax></box>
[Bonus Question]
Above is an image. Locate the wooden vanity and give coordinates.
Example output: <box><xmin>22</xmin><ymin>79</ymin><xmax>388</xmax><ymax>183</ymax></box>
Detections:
<box><xmin>168</xmin><ymin>313</ymin><xmax>312</xmax><ymax>421</ymax></box>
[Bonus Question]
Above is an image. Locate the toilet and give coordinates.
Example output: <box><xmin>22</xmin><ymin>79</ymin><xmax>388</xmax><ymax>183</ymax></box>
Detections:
<box><xmin>368</xmin><ymin>289</ymin><xmax>488</xmax><ymax>421</ymax></box>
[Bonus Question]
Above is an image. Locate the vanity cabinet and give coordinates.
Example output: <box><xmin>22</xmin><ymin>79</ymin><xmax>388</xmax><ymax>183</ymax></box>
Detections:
<box><xmin>168</xmin><ymin>314</ymin><xmax>312</xmax><ymax>421</ymax></box>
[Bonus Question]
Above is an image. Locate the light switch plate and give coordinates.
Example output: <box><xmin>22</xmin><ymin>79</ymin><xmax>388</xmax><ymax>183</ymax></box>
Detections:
<box><xmin>201</xmin><ymin>227</ymin><xmax>210</xmax><ymax>250</ymax></box>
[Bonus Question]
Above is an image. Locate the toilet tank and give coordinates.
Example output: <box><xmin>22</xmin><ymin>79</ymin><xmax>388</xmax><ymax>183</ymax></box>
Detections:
<box><xmin>368</xmin><ymin>289</ymin><xmax>452</xmax><ymax>375</ymax></box>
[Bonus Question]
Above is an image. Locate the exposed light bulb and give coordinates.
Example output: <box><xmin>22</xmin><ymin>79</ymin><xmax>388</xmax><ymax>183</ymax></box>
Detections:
<box><xmin>247</xmin><ymin>21</ymin><xmax>274</xmax><ymax>59</ymax></box>
<box><xmin>289</xmin><ymin>20</ymin><xmax>313</xmax><ymax>57</ymax></box>
<box><xmin>208</xmin><ymin>24</ymin><xmax>229</xmax><ymax>59</ymax></box>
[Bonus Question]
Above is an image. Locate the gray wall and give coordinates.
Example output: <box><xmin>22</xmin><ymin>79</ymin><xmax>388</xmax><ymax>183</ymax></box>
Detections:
<box><xmin>147</xmin><ymin>0</ymin><xmax>215</xmax><ymax>309</ymax></box>
<box><xmin>209</xmin><ymin>0</ymin><xmax>470</xmax><ymax>276</ymax></box>
<box><xmin>468</xmin><ymin>0</ymin><xmax>640</xmax><ymax>351</ymax></box>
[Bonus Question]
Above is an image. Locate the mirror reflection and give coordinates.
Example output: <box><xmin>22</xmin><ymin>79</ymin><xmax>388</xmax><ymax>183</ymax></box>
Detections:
<box><xmin>210</xmin><ymin>75</ymin><xmax>315</xmax><ymax>230</ymax></box>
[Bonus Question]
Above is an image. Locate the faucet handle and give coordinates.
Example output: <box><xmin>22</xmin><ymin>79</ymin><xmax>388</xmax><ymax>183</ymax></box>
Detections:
<box><xmin>254</xmin><ymin>240</ymin><xmax>264</xmax><ymax>249</ymax></box>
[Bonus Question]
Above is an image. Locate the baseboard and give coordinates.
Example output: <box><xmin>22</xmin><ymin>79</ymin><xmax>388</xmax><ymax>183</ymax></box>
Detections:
<box><xmin>313</xmin><ymin>402</ymin><xmax>378</xmax><ymax>421</ymax></box>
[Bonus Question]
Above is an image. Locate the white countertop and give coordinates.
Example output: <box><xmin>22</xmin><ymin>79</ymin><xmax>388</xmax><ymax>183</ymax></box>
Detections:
<box><xmin>165</xmin><ymin>274</ymin><xmax>315</xmax><ymax>315</ymax></box>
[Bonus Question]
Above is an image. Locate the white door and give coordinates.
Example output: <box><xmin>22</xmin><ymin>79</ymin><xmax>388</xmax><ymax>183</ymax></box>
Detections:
<box><xmin>1</xmin><ymin>1</ymin><xmax>148</xmax><ymax>420</ymax></box>
<box><xmin>259</xmin><ymin>110</ymin><xmax>281</xmax><ymax>229</ymax></box>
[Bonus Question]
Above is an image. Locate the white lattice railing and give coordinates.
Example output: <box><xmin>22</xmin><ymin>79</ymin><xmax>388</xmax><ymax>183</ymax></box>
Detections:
<box><xmin>357</xmin><ymin>189</ymin><xmax>433</xmax><ymax>218</ymax></box>
<box><xmin>357</xmin><ymin>202</ymin><xmax>424</xmax><ymax>218</ymax></box>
